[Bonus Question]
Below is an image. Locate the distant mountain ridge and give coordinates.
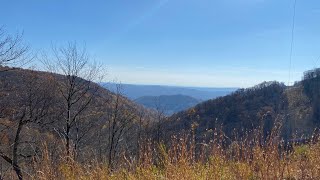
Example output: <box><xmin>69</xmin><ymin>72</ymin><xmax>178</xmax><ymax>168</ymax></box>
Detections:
<box><xmin>135</xmin><ymin>94</ymin><xmax>200</xmax><ymax>115</ymax></box>
<box><xmin>101</xmin><ymin>83</ymin><xmax>237</xmax><ymax>101</ymax></box>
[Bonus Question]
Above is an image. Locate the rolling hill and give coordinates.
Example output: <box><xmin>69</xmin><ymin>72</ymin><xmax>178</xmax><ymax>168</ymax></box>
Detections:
<box><xmin>163</xmin><ymin>69</ymin><xmax>320</xmax><ymax>141</ymax></box>
<box><xmin>135</xmin><ymin>94</ymin><xmax>200</xmax><ymax>115</ymax></box>
<box><xmin>0</xmin><ymin>66</ymin><xmax>155</xmax><ymax>166</ymax></box>
<box><xmin>101</xmin><ymin>83</ymin><xmax>237</xmax><ymax>100</ymax></box>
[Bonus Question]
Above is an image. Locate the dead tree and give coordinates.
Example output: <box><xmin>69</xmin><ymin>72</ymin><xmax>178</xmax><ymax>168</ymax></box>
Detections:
<box><xmin>42</xmin><ymin>42</ymin><xmax>102</xmax><ymax>157</ymax></box>
<box><xmin>104</xmin><ymin>84</ymin><xmax>136</xmax><ymax>170</ymax></box>
<box><xmin>0</xmin><ymin>27</ymin><xmax>29</xmax><ymax>71</ymax></box>
<box><xmin>154</xmin><ymin>97</ymin><xmax>166</xmax><ymax>144</ymax></box>
<box><xmin>0</xmin><ymin>71</ymin><xmax>54</xmax><ymax>180</ymax></box>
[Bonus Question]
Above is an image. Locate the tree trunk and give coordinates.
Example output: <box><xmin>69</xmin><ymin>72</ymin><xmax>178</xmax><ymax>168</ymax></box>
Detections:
<box><xmin>66</xmin><ymin>106</ymin><xmax>71</xmax><ymax>157</ymax></box>
<box><xmin>12</xmin><ymin>119</ymin><xmax>24</xmax><ymax>180</ymax></box>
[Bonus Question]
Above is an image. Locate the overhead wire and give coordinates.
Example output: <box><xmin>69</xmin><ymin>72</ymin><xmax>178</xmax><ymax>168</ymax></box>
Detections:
<box><xmin>313</xmin><ymin>56</ymin><xmax>320</xmax><ymax>69</ymax></box>
<box><xmin>288</xmin><ymin>0</ymin><xmax>297</xmax><ymax>86</ymax></box>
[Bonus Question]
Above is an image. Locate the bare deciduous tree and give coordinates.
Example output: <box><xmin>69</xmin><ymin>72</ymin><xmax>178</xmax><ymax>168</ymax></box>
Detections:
<box><xmin>0</xmin><ymin>70</ymin><xmax>54</xmax><ymax>180</ymax></box>
<box><xmin>104</xmin><ymin>84</ymin><xmax>136</xmax><ymax>170</ymax></box>
<box><xmin>154</xmin><ymin>97</ymin><xmax>166</xmax><ymax>143</ymax></box>
<box><xmin>42</xmin><ymin>42</ymin><xmax>103</xmax><ymax>158</ymax></box>
<box><xmin>0</xmin><ymin>27</ymin><xmax>29</xmax><ymax>71</ymax></box>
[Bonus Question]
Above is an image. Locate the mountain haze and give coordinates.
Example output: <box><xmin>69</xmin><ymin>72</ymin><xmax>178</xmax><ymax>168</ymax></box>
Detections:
<box><xmin>135</xmin><ymin>94</ymin><xmax>200</xmax><ymax>115</ymax></box>
<box><xmin>102</xmin><ymin>83</ymin><xmax>237</xmax><ymax>101</ymax></box>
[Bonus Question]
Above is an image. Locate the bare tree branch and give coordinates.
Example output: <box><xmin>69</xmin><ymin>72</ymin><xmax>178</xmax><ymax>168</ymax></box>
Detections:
<box><xmin>0</xmin><ymin>27</ymin><xmax>31</xmax><ymax>71</ymax></box>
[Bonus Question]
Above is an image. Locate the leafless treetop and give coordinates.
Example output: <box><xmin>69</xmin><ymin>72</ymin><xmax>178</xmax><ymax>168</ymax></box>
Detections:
<box><xmin>0</xmin><ymin>27</ymin><xmax>30</xmax><ymax>69</ymax></box>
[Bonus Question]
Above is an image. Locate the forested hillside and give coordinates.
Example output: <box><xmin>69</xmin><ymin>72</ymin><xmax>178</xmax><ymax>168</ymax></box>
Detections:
<box><xmin>165</xmin><ymin>69</ymin><xmax>320</xmax><ymax>142</ymax></box>
<box><xmin>0</xmin><ymin>65</ymin><xmax>156</xmax><ymax>179</ymax></box>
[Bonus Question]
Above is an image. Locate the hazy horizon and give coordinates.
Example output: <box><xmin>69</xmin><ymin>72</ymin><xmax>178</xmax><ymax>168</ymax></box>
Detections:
<box><xmin>102</xmin><ymin>81</ymin><xmax>240</xmax><ymax>89</ymax></box>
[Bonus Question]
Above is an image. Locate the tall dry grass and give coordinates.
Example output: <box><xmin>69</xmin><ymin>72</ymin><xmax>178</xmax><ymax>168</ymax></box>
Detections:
<box><xmin>3</xmin><ymin>126</ymin><xmax>320</xmax><ymax>180</ymax></box>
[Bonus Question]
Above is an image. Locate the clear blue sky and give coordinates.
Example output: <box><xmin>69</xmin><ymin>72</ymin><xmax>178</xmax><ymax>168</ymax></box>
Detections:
<box><xmin>2</xmin><ymin>0</ymin><xmax>320</xmax><ymax>87</ymax></box>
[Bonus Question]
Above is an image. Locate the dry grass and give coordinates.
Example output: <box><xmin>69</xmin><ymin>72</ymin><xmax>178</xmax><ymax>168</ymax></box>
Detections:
<box><xmin>29</xmin><ymin>143</ymin><xmax>320</xmax><ymax>180</ymax></box>
<box><xmin>4</xmin><ymin>128</ymin><xmax>320</xmax><ymax>180</ymax></box>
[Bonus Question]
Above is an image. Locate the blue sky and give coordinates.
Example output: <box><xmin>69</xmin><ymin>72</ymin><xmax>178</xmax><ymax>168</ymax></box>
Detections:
<box><xmin>2</xmin><ymin>0</ymin><xmax>320</xmax><ymax>87</ymax></box>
